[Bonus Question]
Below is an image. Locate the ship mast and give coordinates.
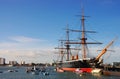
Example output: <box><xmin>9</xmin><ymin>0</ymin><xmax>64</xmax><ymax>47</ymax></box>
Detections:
<box><xmin>81</xmin><ymin>9</ymin><xmax>87</xmax><ymax>59</ymax></box>
<box><xmin>65</xmin><ymin>10</ymin><xmax>102</xmax><ymax>60</ymax></box>
<box><xmin>66</xmin><ymin>24</ymin><xmax>70</xmax><ymax>61</ymax></box>
<box><xmin>55</xmin><ymin>25</ymin><xmax>71</xmax><ymax>61</ymax></box>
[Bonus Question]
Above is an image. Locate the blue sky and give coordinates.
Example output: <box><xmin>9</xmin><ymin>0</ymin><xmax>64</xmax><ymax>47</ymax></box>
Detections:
<box><xmin>0</xmin><ymin>0</ymin><xmax>120</xmax><ymax>64</ymax></box>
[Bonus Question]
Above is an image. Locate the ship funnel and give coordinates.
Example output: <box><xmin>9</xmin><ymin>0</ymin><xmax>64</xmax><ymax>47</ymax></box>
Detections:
<box><xmin>76</xmin><ymin>54</ymin><xmax>79</xmax><ymax>60</ymax></box>
<box><xmin>71</xmin><ymin>56</ymin><xmax>75</xmax><ymax>60</ymax></box>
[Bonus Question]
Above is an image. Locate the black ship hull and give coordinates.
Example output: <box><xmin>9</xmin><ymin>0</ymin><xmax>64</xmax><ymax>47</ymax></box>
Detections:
<box><xmin>56</xmin><ymin>59</ymin><xmax>95</xmax><ymax>68</ymax></box>
<box><xmin>56</xmin><ymin>58</ymin><xmax>103</xmax><ymax>72</ymax></box>
<box><xmin>56</xmin><ymin>59</ymin><xmax>95</xmax><ymax>72</ymax></box>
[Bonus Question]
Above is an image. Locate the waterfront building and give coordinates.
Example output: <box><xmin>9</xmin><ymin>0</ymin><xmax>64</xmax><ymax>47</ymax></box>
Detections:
<box><xmin>0</xmin><ymin>58</ymin><xmax>5</xmax><ymax>65</ymax></box>
<box><xmin>9</xmin><ymin>61</ymin><xmax>18</xmax><ymax>66</ymax></box>
<box><xmin>20</xmin><ymin>61</ymin><xmax>25</xmax><ymax>65</ymax></box>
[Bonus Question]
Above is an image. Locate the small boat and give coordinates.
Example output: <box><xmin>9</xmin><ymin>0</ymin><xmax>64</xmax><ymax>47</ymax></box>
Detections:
<box><xmin>56</xmin><ymin>67</ymin><xmax>64</xmax><ymax>72</ymax></box>
<box><xmin>8</xmin><ymin>69</ymin><xmax>18</xmax><ymax>72</ymax></box>
<box><xmin>43</xmin><ymin>72</ymin><xmax>49</xmax><ymax>76</ymax></box>
<box><xmin>75</xmin><ymin>68</ymin><xmax>83</xmax><ymax>74</ymax></box>
<box><xmin>0</xmin><ymin>71</ymin><xmax>3</xmax><ymax>73</ymax></box>
<box><xmin>31</xmin><ymin>66</ymin><xmax>39</xmax><ymax>75</ymax></box>
<box><xmin>26</xmin><ymin>67</ymin><xmax>32</xmax><ymax>73</ymax></box>
<box><xmin>32</xmin><ymin>70</ymin><xmax>39</xmax><ymax>75</ymax></box>
<box><xmin>91</xmin><ymin>68</ymin><xmax>103</xmax><ymax>74</ymax></box>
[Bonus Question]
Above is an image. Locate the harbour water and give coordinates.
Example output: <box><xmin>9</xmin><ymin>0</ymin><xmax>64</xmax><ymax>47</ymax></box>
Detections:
<box><xmin>0</xmin><ymin>66</ymin><xmax>120</xmax><ymax>79</ymax></box>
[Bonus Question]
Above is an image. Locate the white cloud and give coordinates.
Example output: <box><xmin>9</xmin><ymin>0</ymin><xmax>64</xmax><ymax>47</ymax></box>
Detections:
<box><xmin>0</xmin><ymin>49</ymin><xmax>55</xmax><ymax>63</ymax></box>
<box><xmin>0</xmin><ymin>45</ymin><xmax>119</xmax><ymax>64</ymax></box>
<box><xmin>9</xmin><ymin>36</ymin><xmax>43</xmax><ymax>43</ymax></box>
<box><xmin>0</xmin><ymin>35</ymin><xmax>119</xmax><ymax>64</ymax></box>
<box><xmin>0</xmin><ymin>42</ymin><xmax>18</xmax><ymax>47</ymax></box>
<box><xmin>0</xmin><ymin>36</ymin><xmax>48</xmax><ymax>49</ymax></box>
<box><xmin>0</xmin><ymin>35</ymin><xmax>56</xmax><ymax>63</ymax></box>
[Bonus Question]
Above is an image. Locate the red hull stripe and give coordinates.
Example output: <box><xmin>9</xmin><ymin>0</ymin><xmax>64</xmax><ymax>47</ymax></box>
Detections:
<box><xmin>62</xmin><ymin>68</ymin><xmax>92</xmax><ymax>73</ymax></box>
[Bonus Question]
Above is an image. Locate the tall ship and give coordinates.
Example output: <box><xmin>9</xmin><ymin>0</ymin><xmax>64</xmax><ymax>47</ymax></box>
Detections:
<box><xmin>54</xmin><ymin>9</ymin><xmax>115</xmax><ymax>72</ymax></box>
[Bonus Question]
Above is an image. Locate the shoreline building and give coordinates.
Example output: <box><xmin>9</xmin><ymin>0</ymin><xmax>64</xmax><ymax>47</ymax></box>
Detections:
<box><xmin>0</xmin><ymin>58</ymin><xmax>5</xmax><ymax>65</ymax></box>
<box><xmin>9</xmin><ymin>61</ymin><xmax>18</xmax><ymax>66</ymax></box>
